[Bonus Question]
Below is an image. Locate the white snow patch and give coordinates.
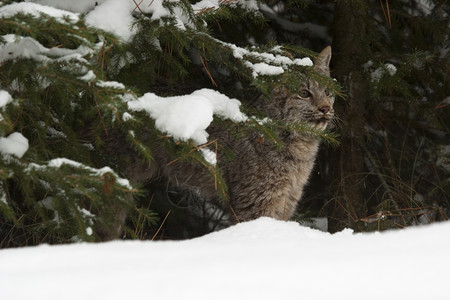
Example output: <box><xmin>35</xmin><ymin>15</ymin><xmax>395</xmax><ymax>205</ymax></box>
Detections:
<box><xmin>96</xmin><ymin>80</ymin><xmax>125</xmax><ymax>90</ymax></box>
<box><xmin>245</xmin><ymin>61</ymin><xmax>284</xmax><ymax>78</ymax></box>
<box><xmin>85</xmin><ymin>0</ymin><xmax>136</xmax><ymax>42</ymax></box>
<box><xmin>0</xmin><ymin>36</ymin><xmax>92</xmax><ymax>65</ymax></box>
<box><xmin>371</xmin><ymin>63</ymin><xmax>397</xmax><ymax>82</ymax></box>
<box><xmin>0</xmin><ymin>2</ymin><xmax>78</xmax><ymax>22</ymax></box>
<box><xmin>441</xmin><ymin>96</ymin><xmax>450</xmax><ymax>105</ymax></box>
<box><xmin>86</xmin><ymin>227</ymin><xmax>93</xmax><ymax>236</ymax></box>
<box><xmin>218</xmin><ymin>40</ymin><xmax>313</xmax><ymax>77</ymax></box>
<box><xmin>0</xmin><ymin>37</ymin><xmax>48</xmax><ymax>63</ymax></box>
<box><xmin>200</xmin><ymin>147</ymin><xmax>217</xmax><ymax>165</ymax></box>
<box><xmin>27</xmin><ymin>158</ymin><xmax>132</xmax><ymax>189</ymax></box>
<box><xmin>192</xmin><ymin>0</ymin><xmax>220</xmax><ymax>11</ymax></box>
<box><xmin>293</xmin><ymin>57</ymin><xmax>313</xmax><ymax>66</ymax></box>
<box><xmin>122</xmin><ymin>112</ymin><xmax>133</xmax><ymax>122</ymax></box>
<box><xmin>29</xmin><ymin>0</ymin><xmax>107</xmax><ymax>13</ymax></box>
<box><xmin>228</xmin><ymin>0</ymin><xmax>259</xmax><ymax>12</ymax></box>
<box><xmin>78</xmin><ymin>70</ymin><xmax>96</xmax><ymax>82</ymax></box>
<box><xmin>0</xmin><ymin>132</ymin><xmax>29</xmax><ymax>158</ymax></box>
<box><xmin>0</xmin><ymin>194</ymin><xmax>7</xmax><ymax>205</ymax></box>
<box><xmin>1</xmin><ymin>218</ymin><xmax>449</xmax><ymax>300</ymax></box>
<box><xmin>46</xmin><ymin>127</ymin><xmax>67</xmax><ymax>139</ymax></box>
<box><xmin>0</xmin><ymin>90</ymin><xmax>13</xmax><ymax>108</ymax></box>
<box><xmin>127</xmin><ymin>88</ymin><xmax>247</xmax><ymax>145</ymax></box>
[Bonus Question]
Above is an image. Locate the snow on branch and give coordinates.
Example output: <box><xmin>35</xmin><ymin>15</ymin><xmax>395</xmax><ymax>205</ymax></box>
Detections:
<box><xmin>126</xmin><ymin>88</ymin><xmax>247</xmax><ymax>145</ymax></box>
<box><xmin>26</xmin><ymin>158</ymin><xmax>133</xmax><ymax>189</ymax></box>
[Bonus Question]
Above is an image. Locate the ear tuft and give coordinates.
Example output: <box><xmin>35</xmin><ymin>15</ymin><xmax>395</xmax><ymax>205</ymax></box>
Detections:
<box><xmin>314</xmin><ymin>46</ymin><xmax>332</xmax><ymax>75</ymax></box>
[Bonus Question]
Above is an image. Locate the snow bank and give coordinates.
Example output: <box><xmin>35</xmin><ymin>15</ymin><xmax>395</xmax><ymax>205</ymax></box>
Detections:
<box><xmin>0</xmin><ymin>218</ymin><xmax>449</xmax><ymax>300</ymax></box>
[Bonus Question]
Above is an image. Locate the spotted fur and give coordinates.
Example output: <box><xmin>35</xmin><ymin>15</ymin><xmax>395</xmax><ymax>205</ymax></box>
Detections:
<box><xmin>121</xmin><ymin>46</ymin><xmax>335</xmax><ymax>224</ymax></box>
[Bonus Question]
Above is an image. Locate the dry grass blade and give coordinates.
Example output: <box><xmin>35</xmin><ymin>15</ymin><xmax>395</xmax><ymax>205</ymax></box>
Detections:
<box><xmin>379</xmin><ymin>0</ymin><xmax>392</xmax><ymax>28</ymax></box>
<box><xmin>229</xmin><ymin>205</ymin><xmax>240</xmax><ymax>223</ymax></box>
<box><xmin>151</xmin><ymin>210</ymin><xmax>171</xmax><ymax>241</ymax></box>
<box><xmin>200</xmin><ymin>55</ymin><xmax>218</xmax><ymax>87</ymax></box>
<box><xmin>133</xmin><ymin>0</ymin><xmax>144</xmax><ymax>13</ymax></box>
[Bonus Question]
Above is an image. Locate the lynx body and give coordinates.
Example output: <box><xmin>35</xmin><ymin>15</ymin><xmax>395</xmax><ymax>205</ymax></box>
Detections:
<box><xmin>121</xmin><ymin>47</ymin><xmax>334</xmax><ymax>223</ymax></box>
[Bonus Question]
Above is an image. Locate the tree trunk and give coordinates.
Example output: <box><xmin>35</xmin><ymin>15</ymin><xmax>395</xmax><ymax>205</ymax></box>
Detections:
<box><xmin>328</xmin><ymin>1</ymin><xmax>370</xmax><ymax>232</ymax></box>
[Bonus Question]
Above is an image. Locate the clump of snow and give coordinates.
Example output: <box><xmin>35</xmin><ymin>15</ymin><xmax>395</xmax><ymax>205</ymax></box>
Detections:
<box><xmin>0</xmin><ymin>36</ymin><xmax>91</xmax><ymax>64</ymax></box>
<box><xmin>0</xmin><ymin>90</ymin><xmax>13</xmax><ymax>108</ymax></box>
<box><xmin>86</xmin><ymin>227</ymin><xmax>93</xmax><ymax>236</ymax></box>
<box><xmin>46</xmin><ymin>127</ymin><xmax>67</xmax><ymax>139</ymax></box>
<box><xmin>245</xmin><ymin>61</ymin><xmax>284</xmax><ymax>78</ymax></box>
<box><xmin>1</xmin><ymin>218</ymin><xmax>449</xmax><ymax>300</ymax></box>
<box><xmin>0</xmin><ymin>132</ymin><xmax>29</xmax><ymax>158</ymax></box>
<box><xmin>217</xmin><ymin>39</ymin><xmax>313</xmax><ymax>77</ymax></box>
<box><xmin>0</xmin><ymin>37</ymin><xmax>47</xmax><ymax>63</ymax></box>
<box><xmin>236</xmin><ymin>0</ymin><xmax>259</xmax><ymax>11</ymax></box>
<box><xmin>0</xmin><ymin>193</ymin><xmax>7</xmax><ymax>205</ymax></box>
<box><xmin>192</xmin><ymin>0</ymin><xmax>220</xmax><ymax>11</ymax></box>
<box><xmin>200</xmin><ymin>147</ymin><xmax>217</xmax><ymax>165</ymax></box>
<box><xmin>122</xmin><ymin>112</ymin><xmax>133</xmax><ymax>122</ymax></box>
<box><xmin>251</xmin><ymin>116</ymin><xmax>271</xmax><ymax>125</ymax></box>
<box><xmin>96</xmin><ymin>80</ymin><xmax>125</xmax><ymax>90</ymax></box>
<box><xmin>29</xmin><ymin>0</ymin><xmax>107</xmax><ymax>13</ymax></box>
<box><xmin>85</xmin><ymin>0</ymin><xmax>136</xmax><ymax>41</ymax></box>
<box><xmin>78</xmin><ymin>70</ymin><xmax>96</xmax><ymax>82</ymax></box>
<box><xmin>81</xmin><ymin>0</ymin><xmax>260</xmax><ymax>41</ymax></box>
<box><xmin>371</xmin><ymin>63</ymin><xmax>397</xmax><ymax>82</ymax></box>
<box><xmin>126</xmin><ymin>88</ymin><xmax>247</xmax><ymax>145</ymax></box>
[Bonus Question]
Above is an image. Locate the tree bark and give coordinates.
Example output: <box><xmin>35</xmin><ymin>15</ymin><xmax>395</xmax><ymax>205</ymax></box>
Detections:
<box><xmin>328</xmin><ymin>1</ymin><xmax>370</xmax><ymax>232</ymax></box>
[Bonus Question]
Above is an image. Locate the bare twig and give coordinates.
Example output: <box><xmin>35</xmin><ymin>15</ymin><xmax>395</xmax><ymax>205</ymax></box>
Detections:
<box><xmin>151</xmin><ymin>210</ymin><xmax>171</xmax><ymax>241</ymax></box>
<box><xmin>200</xmin><ymin>55</ymin><xmax>218</xmax><ymax>87</ymax></box>
<box><xmin>379</xmin><ymin>0</ymin><xmax>392</xmax><ymax>28</ymax></box>
<box><xmin>132</xmin><ymin>0</ymin><xmax>144</xmax><ymax>13</ymax></box>
<box><xmin>229</xmin><ymin>205</ymin><xmax>240</xmax><ymax>223</ymax></box>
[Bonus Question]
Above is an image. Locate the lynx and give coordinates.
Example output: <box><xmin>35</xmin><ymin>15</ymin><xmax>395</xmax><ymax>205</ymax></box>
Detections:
<box><xmin>101</xmin><ymin>46</ymin><xmax>334</xmax><ymax>238</ymax></box>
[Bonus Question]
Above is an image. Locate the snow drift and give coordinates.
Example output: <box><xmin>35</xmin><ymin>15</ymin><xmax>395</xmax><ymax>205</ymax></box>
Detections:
<box><xmin>1</xmin><ymin>218</ymin><xmax>449</xmax><ymax>300</ymax></box>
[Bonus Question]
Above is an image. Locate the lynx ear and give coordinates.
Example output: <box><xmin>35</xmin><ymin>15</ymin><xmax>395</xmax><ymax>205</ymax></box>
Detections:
<box><xmin>314</xmin><ymin>46</ymin><xmax>332</xmax><ymax>75</ymax></box>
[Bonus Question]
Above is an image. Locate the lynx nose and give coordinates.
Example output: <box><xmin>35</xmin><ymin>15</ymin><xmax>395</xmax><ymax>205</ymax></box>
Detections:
<box><xmin>319</xmin><ymin>105</ymin><xmax>330</xmax><ymax>114</ymax></box>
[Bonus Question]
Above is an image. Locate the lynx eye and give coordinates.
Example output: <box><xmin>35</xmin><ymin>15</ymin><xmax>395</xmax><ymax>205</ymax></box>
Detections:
<box><xmin>299</xmin><ymin>89</ymin><xmax>311</xmax><ymax>99</ymax></box>
<box><xmin>325</xmin><ymin>89</ymin><xmax>333</xmax><ymax>97</ymax></box>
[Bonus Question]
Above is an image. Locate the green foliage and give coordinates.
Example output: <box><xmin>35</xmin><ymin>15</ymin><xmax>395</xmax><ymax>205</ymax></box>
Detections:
<box><xmin>0</xmin><ymin>1</ymin><xmax>339</xmax><ymax>246</ymax></box>
<box><xmin>322</xmin><ymin>0</ymin><xmax>450</xmax><ymax>231</ymax></box>
<box><xmin>2</xmin><ymin>0</ymin><xmax>446</xmax><ymax>245</ymax></box>
<box><xmin>0</xmin><ymin>9</ymin><xmax>139</xmax><ymax>246</ymax></box>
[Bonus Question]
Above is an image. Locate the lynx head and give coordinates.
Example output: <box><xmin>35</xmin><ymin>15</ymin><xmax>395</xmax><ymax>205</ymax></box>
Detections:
<box><xmin>272</xmin><ymin>46</ymin><xmax>334</xmax><ymax>130</ymax></box>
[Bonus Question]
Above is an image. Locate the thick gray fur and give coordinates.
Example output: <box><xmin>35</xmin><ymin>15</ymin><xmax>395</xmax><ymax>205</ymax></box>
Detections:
<box><xmin>119</xmin><ymin>46</ymin><xmax>334</xmax><ymax>225</ymax></box>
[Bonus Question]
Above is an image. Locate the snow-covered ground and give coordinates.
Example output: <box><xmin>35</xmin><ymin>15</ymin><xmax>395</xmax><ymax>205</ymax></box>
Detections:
<box><xmin>1</xmin><ymin>218</ymin><xmax>449</xmax><ymax>300</ymax></box>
